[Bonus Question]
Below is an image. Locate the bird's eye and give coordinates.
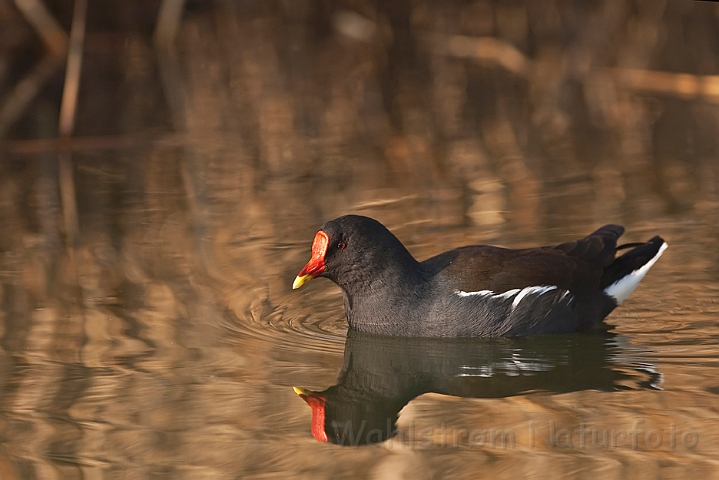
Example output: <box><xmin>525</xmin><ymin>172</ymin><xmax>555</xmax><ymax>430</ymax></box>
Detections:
<box><xmin>337</xmin><ymin>241</ymin><xmax>346</xmax><ymax>250</ymax></box>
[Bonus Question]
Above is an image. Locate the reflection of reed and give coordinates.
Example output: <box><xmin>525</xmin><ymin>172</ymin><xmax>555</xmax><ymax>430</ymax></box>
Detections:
<box><xmin>0</xmin><ymin>0</ymin><xmax>67</xmax><ymax>137</ymax></box>
<box><xmin>1</xmin><ymin>1</ymin><xmax>716</xmax><ymax>222</ymax></box>
<box><xmin>0</xmin><ymin>1</ymin><xmax>718</xmax><ymax>478</ymax></box>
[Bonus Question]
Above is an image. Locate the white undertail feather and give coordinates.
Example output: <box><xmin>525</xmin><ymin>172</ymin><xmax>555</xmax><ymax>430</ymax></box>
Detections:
<box><xmin>604</xmin><ymin>242</ymin><xmax>668</xmax><ymax>304</ymax></box>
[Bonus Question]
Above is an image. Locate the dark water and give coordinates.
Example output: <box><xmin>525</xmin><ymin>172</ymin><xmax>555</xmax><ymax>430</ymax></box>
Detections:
<box><xmin>0</xmin><ymin>146</ymin><xmax>717</xmax><ymax>479</ymax></box>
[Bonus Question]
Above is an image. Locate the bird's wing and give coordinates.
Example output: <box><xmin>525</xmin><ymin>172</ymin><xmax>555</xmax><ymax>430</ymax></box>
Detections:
<box><xmin>551</xmin><ymin>224</ymin><xmax>624</xmax><ymax>268</ymax></box>
<box><xmin>421</xmin><ymin>225</ymin><xmax>626</xmax><ymax>294</ymax></box>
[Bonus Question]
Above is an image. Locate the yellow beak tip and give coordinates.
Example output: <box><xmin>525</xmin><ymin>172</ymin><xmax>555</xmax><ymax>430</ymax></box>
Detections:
<box><xmin>293</xmin><ymin>386</ymin><xmax>311</xmax><ymax>395</ymax></box>
<box><xmin>293</xmin><ymin>275</ymin><xmax>311</xmax><ymax>290</ymax></box>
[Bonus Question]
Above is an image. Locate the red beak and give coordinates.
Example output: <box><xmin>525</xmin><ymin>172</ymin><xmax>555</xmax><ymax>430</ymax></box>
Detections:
<box><xmin>293</xmin><ymin>231</ymin><xmax>329</xmax><ymax>289</ymax></box>
<box><xmin>293</xmin><ymin>387</ymin><xmax>328</xmax><ymax>442</ymax></box>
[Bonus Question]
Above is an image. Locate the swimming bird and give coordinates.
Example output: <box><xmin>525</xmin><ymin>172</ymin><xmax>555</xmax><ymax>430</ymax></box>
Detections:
<box><xmin>293</xmin><ymin>215</ymin><xmax>666</xmax><ymax>337</ymax></box>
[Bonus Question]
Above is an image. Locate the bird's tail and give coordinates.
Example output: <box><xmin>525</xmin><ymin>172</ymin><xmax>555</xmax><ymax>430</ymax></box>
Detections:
<box><xmin>601</xmin><ymin>236</ymin><xmax>667</xmax><ymax>307</ymax></box>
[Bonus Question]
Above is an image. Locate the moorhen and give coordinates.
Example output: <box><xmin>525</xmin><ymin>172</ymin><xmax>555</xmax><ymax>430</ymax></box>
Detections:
<box><xmin>293</xmin><ymin>215</ymin><xmax>666</xmax><ymax>337</ymax></box>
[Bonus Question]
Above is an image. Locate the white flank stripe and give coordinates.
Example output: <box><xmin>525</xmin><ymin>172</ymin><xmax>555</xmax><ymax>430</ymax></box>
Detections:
<box><xmin>511</xmin><ymin>285</ymin><xmax>557</xmax><ymax>309</ymax></box>
<box><xmin>456</xmin><ymin>288</ymin><xmax>520</xmax><ymax>299</ymax></box>
<box><xmin>456</xmin><ymin>285</ymin><xmax>560</xmax><ymax>310</ymax></box>
<box><xmin>456</xmin><ymin>290</ymin><xmax>494</xmax><ymax>297</ymax></box>
<box><xmin>495</xmin><ymin>289</ymin><xmax>521</xmax><ymax>299</ymax></box>
<box><xmin>604</xmin><ymin>242</ymin><xmax>668</xmax><ymax>304</ymax></box>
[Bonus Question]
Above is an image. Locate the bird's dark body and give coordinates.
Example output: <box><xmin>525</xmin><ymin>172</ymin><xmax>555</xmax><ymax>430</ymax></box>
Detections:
<box><xmin>299</xmin><ymin>215</ymin><xmax>666</xmax><ymax>338</ymax></box>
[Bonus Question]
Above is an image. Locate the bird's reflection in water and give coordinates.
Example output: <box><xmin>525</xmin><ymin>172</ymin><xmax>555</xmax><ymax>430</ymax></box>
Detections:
<box><xmin>294</xmin><ymin>328</ymin><xmax>662</xmax><ymax>446</ymax></box>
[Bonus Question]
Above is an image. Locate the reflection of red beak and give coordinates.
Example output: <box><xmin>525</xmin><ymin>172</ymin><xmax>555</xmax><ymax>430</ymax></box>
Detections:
<box><xmin>293</xmin><ymin>231</ymin><xmax>329</xmax><ymax>289</ymax></box>
<box><xmin>293</xmin><ymin>387</ymin><xmax>328</xmax><ymax>442</ymax></box>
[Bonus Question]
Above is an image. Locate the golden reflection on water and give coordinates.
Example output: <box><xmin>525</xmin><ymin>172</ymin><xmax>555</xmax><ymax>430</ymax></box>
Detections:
<box><xmin>0</xmin><ymin>142</ymin><xmax>717</xmax><ymax>478</ymax></box>
<box><xmin>1</xmin><ymin>1</ymin><xmax>719</xmax><ymax>478</ymax></box>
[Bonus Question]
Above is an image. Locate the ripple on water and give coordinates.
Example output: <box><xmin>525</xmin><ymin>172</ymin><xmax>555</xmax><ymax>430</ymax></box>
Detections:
<box><xmin>222</xmin><ymin>289</ymin><xmax>348</xmax><ymax>355</ymax></box>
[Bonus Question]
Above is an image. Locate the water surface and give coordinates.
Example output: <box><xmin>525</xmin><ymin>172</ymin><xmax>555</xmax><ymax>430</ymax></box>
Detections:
<box><xmin>0</xmin><ymin>146</ymin><xmax>717</xmax><ymax>479</ymax></box>
<box><xmin>2</xmin><ymin>2</ymin><xmax>719</xmax><ymax>476</ymax></box>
